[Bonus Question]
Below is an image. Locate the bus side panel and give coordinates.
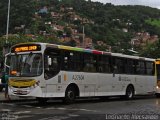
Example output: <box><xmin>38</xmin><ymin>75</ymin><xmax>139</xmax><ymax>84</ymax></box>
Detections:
<box><xmin>96</xmin><ymin>73</ymin><xmax>113</xmax><ymax>96</ymax></box>
<box><xmin>134</xmin><ymin>75</ymin><xmax>156</xmax><ymax>95</ymax></box>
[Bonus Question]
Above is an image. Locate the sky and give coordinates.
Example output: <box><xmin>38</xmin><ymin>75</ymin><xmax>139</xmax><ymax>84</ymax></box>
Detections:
<box><xmin>91</xmin><ymin>0</ymin><xmax>160</xmax><ymax>9</ymax></box>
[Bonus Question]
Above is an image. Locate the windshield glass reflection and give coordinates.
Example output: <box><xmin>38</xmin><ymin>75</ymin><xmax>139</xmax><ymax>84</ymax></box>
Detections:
<box><xmin>10</xmin><ymin>53</ymin><xmax>43</xmax><ymax>77</ymax></box>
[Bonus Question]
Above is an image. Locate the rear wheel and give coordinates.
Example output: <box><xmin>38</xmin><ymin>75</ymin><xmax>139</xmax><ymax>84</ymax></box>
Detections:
<box><xmin>63</xmin><ymin>87</ymin><xmax>76</xmax><ymax>104</ymax></box>
<box><xmin>125</xmin><ymin>85</ymin><xmax>134</xmax><ymax>99</ymax></box>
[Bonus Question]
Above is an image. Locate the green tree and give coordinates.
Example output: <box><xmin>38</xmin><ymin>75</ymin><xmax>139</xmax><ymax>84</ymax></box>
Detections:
<box><xmin>140</xmin><ymin>40</ymin><xmax>160</xmax><ymax>58</ymax></box>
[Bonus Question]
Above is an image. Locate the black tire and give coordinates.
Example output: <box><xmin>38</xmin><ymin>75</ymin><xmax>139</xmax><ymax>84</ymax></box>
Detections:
<box><xmin>155</xmin><ymin>93</ymin><xmax>160</xmax><ymax>98</ymax></box>
<box><xmin>125</xmin><ymin>85</ymin><xmax>134</xmax><ymax>99</ymax></box>
<box><xmin>63</xmin><ymin>87</ymin><xmax>76</xmax><ymax>104</ymax></box>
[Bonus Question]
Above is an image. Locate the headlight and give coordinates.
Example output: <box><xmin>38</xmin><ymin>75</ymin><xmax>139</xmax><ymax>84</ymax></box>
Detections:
<box><xmin>157</xmin><ymin>86</ymin><xmax>159</xmax><ymax>89</ymax></box>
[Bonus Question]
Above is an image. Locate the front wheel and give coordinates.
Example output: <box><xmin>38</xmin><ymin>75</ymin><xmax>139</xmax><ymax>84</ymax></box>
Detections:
<box><xmin>63</xmin><ymin>87</ymin><xmax>76</xmax><ymax>104</ymax></box>
<box><xmin>125</xmin><ymin>85</ymin><xmax>134</xmax><ymax>99</ymax></box>
<box><xmin>155</xmin><ymin>93</ymin><xmax>160</xmax><ymax>98</ymax></box>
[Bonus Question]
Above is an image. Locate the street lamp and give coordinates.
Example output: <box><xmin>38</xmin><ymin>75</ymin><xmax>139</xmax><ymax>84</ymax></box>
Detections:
<box><xmin>6</xmin><ymin>0</ymin><xmax>11</xmax><ymax>43</ymax></box>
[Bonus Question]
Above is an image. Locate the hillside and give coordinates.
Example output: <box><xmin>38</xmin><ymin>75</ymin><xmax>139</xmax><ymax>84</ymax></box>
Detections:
<box><xmin>1</xmin><ymin>0</ymin><xmax>160</xmax><ymax>57</ymax></box>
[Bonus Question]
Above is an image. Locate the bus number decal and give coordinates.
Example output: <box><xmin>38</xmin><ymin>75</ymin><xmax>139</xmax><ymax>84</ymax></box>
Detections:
<box><xmin>72</xmin><ymin>75</ymin><xmax>84</xmax><ymax>81</ymax></box>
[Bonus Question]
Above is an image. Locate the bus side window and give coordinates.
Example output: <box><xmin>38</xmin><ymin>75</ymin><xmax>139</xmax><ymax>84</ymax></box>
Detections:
<box><xmin>44</xmin><ymin>48</ymin><xmax>60</xmax><ymax>80</ymax></box>
<box><xmin>135</xmin><ymin>61</ymin><xmax>140</xmax><ymax>74</ymax></box>
<box><xmin>98</xmin><ymin>65</ymin><xmax>103</xmax><ymax>72</ymax></box>
<box><xmin>83</xmin><ymin>53</ymin><xmax>96</xmax><ymax>72</ymax></box>
<box><xmin>127</xmin><ymin>59</ymin><xmax>135</xmax><ymax>74</ymax></box>
<box><xmin>135</xmin><ymin>61</ymin><xmax>145</xmax><ymax>75</ymax></box>
<box><xmin>152</xmin><ymin>62</ymin><xmax>155</xmax><ymax>75</ymax></box>
<box><xmin>113</xmin><ymin>65</ymin><xmax>118</xmax><ymax>74</ymax></box>
<box><xmin>50</xmin><ymin>58</ymin><xmax>58</xmax><ymax>71</ymax></box>
<box><xmin>100</xmin><ymin>56</ymin><xmax>111</xmax><ymax>73</ymax></box>
<box><xmin>62</xmin><ymin>51</ymin><xmax>71</xmax><ymax>71</ymax></box>
<box><xmin>146</xmin><ymin>62</ymin><xmax>154</xmax><ymax>75</ymax></box>
<box><xmin>113</xmin><ymin>58</ymin><xmax>119</xmax><ymax>74</ymax></box>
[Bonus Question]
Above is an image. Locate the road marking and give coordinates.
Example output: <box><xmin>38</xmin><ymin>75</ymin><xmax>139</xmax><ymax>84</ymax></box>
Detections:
<box><xmin>17</xmin><ymin>115</ymin><xmax>34</xmax><ymax>119</ymax></box>
<box><xmin>46</xmin><ymin>107</ymin><xmax>56</xmax><ymax>110</ymax></box>
<box><xmin>14</xmin><ymin>111</ymin><xmax>31</xmax><ymax>114</ymax></box>
<box><xmin>39</xmin><ymin>116</ymin><xmax>70</xmax><ymax>120</ymax></box>
<box><xmin>3</xmin><ymin>103</ymin><xmax>15</xmax><ymax>106</ymax></box>
<box><xmin>22</xmin><ymin>105</ymin><xmax>32</xmax><ymax>108</ymax></box>
<box><xmin>68</xmin><ymin>114</ymin><xmax>79</xmax><ymax>117</ymax></box>
<box><xmin>79</xmin><ymin>108</ymin><xmax>98</xmax><ymax>112</ymax></box>
<box><xmin>57</xmin><ymin>107</ymin><xmax>67</xmax><ymax>110</ymax></box>
<box><xmin>46</xmin><ymin>107</ymin><xmax>99</xmax><ymax>113</ymax></box>
<box><xmin>1</xmin><ymin>109</ymin><xmax>11</xmax><ymax>111</ymax></box>
<box><xmin>36</xmin><ymin>107</ymin><xmax>42</xmax><ymax>108</ymax></box>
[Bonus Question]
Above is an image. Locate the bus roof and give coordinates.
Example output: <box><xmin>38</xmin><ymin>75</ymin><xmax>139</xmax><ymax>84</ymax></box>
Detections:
<box><xmin>47</xmin><ymin>43</ymin><xmax>155</xmax><ymax>61</ymax></box>
<box><xmin>11</xmin><ymin>42</ymin><xmax>155</xmax><ymax>62</ymax></box>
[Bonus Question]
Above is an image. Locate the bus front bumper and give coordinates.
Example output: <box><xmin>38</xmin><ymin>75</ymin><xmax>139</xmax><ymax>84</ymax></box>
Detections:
<box><xmin>8</xmin><ymin>86</ymin><xmax>43</xmax><ymax>97</ymax></box>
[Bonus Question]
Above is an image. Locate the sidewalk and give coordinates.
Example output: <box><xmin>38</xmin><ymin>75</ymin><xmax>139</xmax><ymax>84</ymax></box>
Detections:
<box><xmin>0</xmin><ymin>89</ymin><xmax>35</xmax><ymax>102</ymax></box>
<box><xmin>0</xmin><ymin>91</ymin><xmax>20</xmax><ymax>101</ymax></box>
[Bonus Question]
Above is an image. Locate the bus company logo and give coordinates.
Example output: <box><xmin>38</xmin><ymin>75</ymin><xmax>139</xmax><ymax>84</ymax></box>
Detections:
<box><xmin>72</xmin><ymin>75</ymin><xmax>84</xmax><ymax>81</ymax></box>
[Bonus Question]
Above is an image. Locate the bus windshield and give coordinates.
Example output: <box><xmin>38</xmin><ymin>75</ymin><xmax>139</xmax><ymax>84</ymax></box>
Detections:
<box><xmin>10</xmin><ymin>53</ymin><xmax>43</xmax><ymax>77</ymax></box>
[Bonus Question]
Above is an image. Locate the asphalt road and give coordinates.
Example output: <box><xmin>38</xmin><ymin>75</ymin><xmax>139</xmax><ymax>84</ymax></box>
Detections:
<box><xmin>0</xmin><ymin>96</ymin><xmax>160</xmax><ymax>120</ymax></box>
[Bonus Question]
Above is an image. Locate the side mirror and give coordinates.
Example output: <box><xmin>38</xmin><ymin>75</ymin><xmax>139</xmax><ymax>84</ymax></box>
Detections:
<box><xmin>5</xmin><ymin>53</ymin><xmax>11</xmax><ymax>69</ymax></box>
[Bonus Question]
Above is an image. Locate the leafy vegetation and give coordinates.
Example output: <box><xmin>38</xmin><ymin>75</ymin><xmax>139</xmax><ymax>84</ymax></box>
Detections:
<box><xmin>145</xmin><ymin>19</ymin><xmax>160</xmax><ymax>27</ymax></box>
<box><xmin>1</xmin><ymin>0</ymin><xmax>160</xmax><ymax>58</ymax></box>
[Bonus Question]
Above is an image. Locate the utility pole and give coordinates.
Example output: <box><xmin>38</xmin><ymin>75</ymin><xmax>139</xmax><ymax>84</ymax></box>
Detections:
<box><xmin>3</xmin><ymin>0</ymin><xmax>11</xmax><ymax>56</ymax></box>
<box><xmin>6</xmin><ymin>0</ymin><xmax>10</xmax><ymax>43</ymax></box>
<box><xmin>82</xmin><ymin>25</ymin><xmax>85</xmax><ymax>48</ymax></box>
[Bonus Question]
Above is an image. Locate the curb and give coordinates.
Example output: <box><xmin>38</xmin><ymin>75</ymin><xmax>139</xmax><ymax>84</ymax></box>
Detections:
<box><xmin>0</xmin><ymin>92</ymin><xmax>35</xmax><ymax>103</ymax></box>
<box><xmin>0</xmin><ymin>99</ymin><xmax>36</xmax><ymax>103</ymax></box>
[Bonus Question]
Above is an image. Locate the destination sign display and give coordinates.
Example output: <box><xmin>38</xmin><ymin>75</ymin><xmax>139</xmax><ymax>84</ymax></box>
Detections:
<box><xmin>11</xmin><ymin>44</ymin><xmax>41</xmax><ymax>52</ymax></box>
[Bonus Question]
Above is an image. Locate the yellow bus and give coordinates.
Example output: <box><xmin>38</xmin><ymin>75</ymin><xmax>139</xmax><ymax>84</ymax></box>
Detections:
<box><xmin>7</xmin><ymin>42</ymin><xmax>157</xmax><ymax>103</ymax></box>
